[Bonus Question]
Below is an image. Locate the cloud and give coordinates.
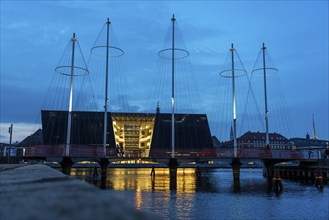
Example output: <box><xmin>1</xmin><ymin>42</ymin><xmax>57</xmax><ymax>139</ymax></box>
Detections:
<box><xmin>1</xmin><ymin>1</ymin><xmax>328</xmax><ymax>140</ymax></box>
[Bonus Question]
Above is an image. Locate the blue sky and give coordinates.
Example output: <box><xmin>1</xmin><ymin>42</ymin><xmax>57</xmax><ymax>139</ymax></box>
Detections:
<box><xmin>1</xmin><ymin>0</ymin><xmax>328</xmax><ymax>143</ymax></box>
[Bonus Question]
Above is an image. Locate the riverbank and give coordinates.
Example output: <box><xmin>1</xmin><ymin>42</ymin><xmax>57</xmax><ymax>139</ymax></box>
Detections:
<box><xmin>0</xmin><ymin>164</ymin><xmax>154</xmax><ymax>220</ymax></box>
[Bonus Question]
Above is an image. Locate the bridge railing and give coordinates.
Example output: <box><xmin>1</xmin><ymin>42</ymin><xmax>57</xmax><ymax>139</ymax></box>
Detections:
<box><xmin>24</xmin><ymin>145</ymin><xmax>303</xmax><ymax>160</ymax></box>
<box><xmin>25</xmin><ymin>145</ymin><xmax>114</xmax><ymax>157</ymax></box>
<box><xmin>25</xmin><ymin>145</ymin><xmax>64</xmax><ymax>157</ymax></box>
<box><xmin>149</xmin><ymin>149</ymin><xmax>217</xmax><ymax>158</ymax></box>
<box><xmin>216</xmin><ymin>148</ymin><xmax>303</xmax><ymax>159</ymax></box>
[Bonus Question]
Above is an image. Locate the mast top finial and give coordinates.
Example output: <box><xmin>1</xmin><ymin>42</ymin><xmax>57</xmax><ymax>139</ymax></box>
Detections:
<box><xmin>230</xmin><ymin>43</ymin><xmax>234</xmax><ymax>51</ymax></box>
<box><xmin>106</xmin><ymin>17</ymin><xmax>111</xmax><ymax>24</ymax></box>
<box><xmin>262</xmin><ymin>43</ymin><xmax>266</xmax><ymax>50</ymax></box>
<box><xmin>171</xmin><ymin>14</ymin><xmax>176</xmax><ymax>22</ymax></box>
<box><xmin>156</xmin><ymin>101</ymin><xmax>160</xmax><ymax>114</ymax></box>
<box><xmin>71</xmin><ymin>33</ymin><xmax>76</xmax><ymax>42</ymax></box>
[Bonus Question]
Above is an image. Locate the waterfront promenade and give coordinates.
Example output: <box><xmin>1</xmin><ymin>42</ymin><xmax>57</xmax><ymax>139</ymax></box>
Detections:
<box><xmin>0</xmin><ymin>164</ymin><xmax>153</xmax><ymax>220</ymax></box>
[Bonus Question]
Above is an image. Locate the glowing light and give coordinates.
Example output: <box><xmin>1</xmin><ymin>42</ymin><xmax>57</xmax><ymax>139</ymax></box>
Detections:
<box><xmin>135</xmin><ymin>188</ymin><xmax>142</xmax><ymax>210</ymax></box>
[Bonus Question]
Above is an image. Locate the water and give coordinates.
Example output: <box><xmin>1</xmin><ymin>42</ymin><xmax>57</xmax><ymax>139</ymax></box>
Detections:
<box><xmin>72</xmin><ymin>168</ymin><xmax>329</xmax><ymax>220</ymax></box>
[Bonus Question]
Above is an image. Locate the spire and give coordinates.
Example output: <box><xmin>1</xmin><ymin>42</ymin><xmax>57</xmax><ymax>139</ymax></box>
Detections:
<box><xmin>230</xmin><ymin>125</ymin><xmax>234</xmax><ymax>141</ymax></box>
<box><xmin>312</xmin><ymin>114</ymin><xmax>318</xmax><ymax>140</ymax></box>
<box><xmin>156</xmin><ymin>101</ymin><xmax>160</xmax><ymax>114</ymax></box>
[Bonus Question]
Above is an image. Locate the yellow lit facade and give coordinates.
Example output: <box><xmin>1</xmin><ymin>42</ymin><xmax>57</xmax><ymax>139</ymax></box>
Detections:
<box><xmin>112</xmin><ymin>114</ymin><xmax>155</xmax><ymax>157</ymax></box>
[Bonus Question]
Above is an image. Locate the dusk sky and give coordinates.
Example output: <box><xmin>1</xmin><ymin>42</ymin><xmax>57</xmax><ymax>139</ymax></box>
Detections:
<box><xmin>1</xmin><ymin>1</ymin><xmax>328</xmax><ymax>143</ymax></box>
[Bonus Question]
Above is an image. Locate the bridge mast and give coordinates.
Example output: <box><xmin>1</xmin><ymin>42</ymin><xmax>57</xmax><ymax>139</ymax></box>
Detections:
<box><xmin>262</xmin><ymin>43</ymin><xmax>270</xmax><ymax>147</ymax></box>
<box><xmin>171</xmin><ymin>14</ymin><xmax>176</xmax><ymax>159</ymax></box>
<box><xmin>65</xmin><ymin>33</ymin><xmax>76</xmax><ymax>156</ymax></box>
<box><xmin>230</xmin><ymin>43</ymin><xmax>238</xmax><ymax>157</ymax></box>
<box><xmin>103</xmin><ymin>18</ymin><xmax>111</xmax><ymax>154</ymax></box>
<box><xmin>158</xmin><ymin>15</ymin><xmax>188</xmax><ymax>159</ymax></box>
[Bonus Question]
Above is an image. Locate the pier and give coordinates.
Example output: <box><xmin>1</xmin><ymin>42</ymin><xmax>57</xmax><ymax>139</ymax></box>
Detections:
<box><xmin>0</xmin><ymin>164</ymin><xmax>153</xmax><ymax>220</ymax></box>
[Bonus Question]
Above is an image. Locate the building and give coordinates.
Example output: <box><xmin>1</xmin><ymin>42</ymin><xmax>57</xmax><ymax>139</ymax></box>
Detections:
<box><xmin>290</xmin><ymin>133</ymin><xmax>329</xmax><ymax>159</ymax></box>
<box><xmin>41</xmin><ymin>110</ymin><xmax>215</xmax><ymax>157</ymax></box>
<box><xmin>0</xmin><ymin>142</ymin><xmax>24</xmax><ymax>159</ymax></box>
<box><xmin>19</xmin><ymin>128</ymin><xmax>43</xmax><ymax>147</ymax></box>
<box><xmin>220</xmin><ymin>131</ymin><xmax>292</xmax><ymax>150</ymax></box>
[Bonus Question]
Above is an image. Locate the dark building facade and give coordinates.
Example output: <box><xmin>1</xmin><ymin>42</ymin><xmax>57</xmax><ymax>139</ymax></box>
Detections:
<box><xmin>41</xmin><ymin>110</ymin><xmax>214</xmax><ymax>157</ymax></box>
<box><xmin>19</xmin><ymin>128</ymin><xmax>43</xmax><ymax>147</ymax></box>
<box><xmin>42</xmin><ymin>110</ymin><xmax>114</xmax><ymax>146</ymax></box>
<box><xmin>290</xmin><ymin>133</ymin><xmax>329</xmax><ymax>148</ymax></box>
<box><xmin>220</xmin><ymin>131</ymin><xmax>291</xmax><ymax>150</ymax></box>
<box><xmin>290</xmin><ymin>133</ymin><xmax>329</xmax><ymax>159</ymax></box>
<box><xmin>150</xmin><ymin>113</ymin><xmax>214</xmax><ymax>157</ymax></box>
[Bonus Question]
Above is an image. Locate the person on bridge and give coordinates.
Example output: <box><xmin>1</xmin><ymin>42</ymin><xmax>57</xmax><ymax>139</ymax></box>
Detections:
<box><xmin>151</xmin><ymin>166</ymin><xmax>155</xmax><ymax>180</ymax></box>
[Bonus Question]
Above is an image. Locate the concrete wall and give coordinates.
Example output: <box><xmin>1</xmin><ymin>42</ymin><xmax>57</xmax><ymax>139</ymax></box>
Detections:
<box><xmin>0</xmin><ymin>164</ymin><xmax>154</xmax><ymax>220</ymax></box>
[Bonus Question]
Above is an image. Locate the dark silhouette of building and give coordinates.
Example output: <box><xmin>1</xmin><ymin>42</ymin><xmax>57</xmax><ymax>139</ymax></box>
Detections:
<box><xmin>220</xmin><ymin>131</ymin><xmax>291</xmax><ymax>150</ymax></box>
<box><xmin>150</xmin><ymin>113</ymin><xmax>214</xmax><ymax>157</ymax></box>
<box><xmin>290</xmin><ymin>133</ymin><xmax>329</xmax><ymax>159</ymax></box>
<box><xmin>41</xmin><ymin>110</ymin><xmax>214</xmax><ymax>157</ymax></box>
<box><xmin>290</xmin><ymin>133</ymin><xmax>329</xmax><ymax>148</ymax></box>
<box><xmin>19</xmin><ymin>128</ymin><xmax>43</xmax><ymax>147</ymax></box>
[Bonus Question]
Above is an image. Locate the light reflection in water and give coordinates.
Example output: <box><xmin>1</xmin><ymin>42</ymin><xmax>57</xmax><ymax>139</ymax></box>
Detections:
<box><xmin>71</xmin><ymin>167</ymin><xmax>199</xmax><ymax>193</ymax></box>
<box><xmin>71</xmin><ymin>168</ymin><xmax>329</xmax><ymax>220</ymax></box>
<box><xmin>135</xmin><ymin>187</ymin><xmax>142</xmax><ymax>211</ymax></box>
<box><xmin>106</xmin><ymin>168</ymin><xmax>197</xmax><ymax>192</ymax></box>
<box><xmin>72</xmin><ymin>167</ymin><xmax>198</xmax><ymax>217</ymax></box>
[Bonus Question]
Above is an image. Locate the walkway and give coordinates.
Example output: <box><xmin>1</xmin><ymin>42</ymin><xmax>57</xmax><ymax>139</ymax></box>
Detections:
<box><xmin>0</xmin><ymin>164</ymin><xmax>153</xmax><ymax>220</ymax></box>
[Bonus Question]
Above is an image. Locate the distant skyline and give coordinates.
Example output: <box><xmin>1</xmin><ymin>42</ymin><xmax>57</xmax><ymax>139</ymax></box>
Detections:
<box><xmin>1</xmin><ymin>1</ymin><xmax>328</xmax><ymax>143</ymax></box>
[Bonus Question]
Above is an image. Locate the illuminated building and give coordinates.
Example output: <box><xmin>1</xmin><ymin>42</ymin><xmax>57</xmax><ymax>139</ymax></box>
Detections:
<box><xmin>41</xmin><ymin>110</ymin><xmax>214</xmax><ymax>157</ymax></box>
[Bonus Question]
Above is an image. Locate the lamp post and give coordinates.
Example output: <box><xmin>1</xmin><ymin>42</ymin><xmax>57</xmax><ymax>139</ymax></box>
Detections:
<box><xmin>7</xmin><ymin>124</ymin><xmax>13</xmax><ymax>163</ymax></box>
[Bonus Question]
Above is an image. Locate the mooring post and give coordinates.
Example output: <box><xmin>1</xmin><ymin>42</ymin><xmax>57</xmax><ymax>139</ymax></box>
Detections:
<box><xmin>100</xmin><ymin>158</ymin><xmax>109</xmax><ymax>180</ymax></box>
<box><xmin>196</xmin><ymin>165</ymin><xmax>201</xmax><ymax>177</ymax></box>
<box><xmin>230</xmin><ymin>158</ymin><xmax>241</xmax><ymax>192</ymax></box>
<box><xmin>273</xmin><ymin>169</ymin><xmax>283</xmax><ymax>193</ymax></box>
<box><xmin>61</xmin><ymin>157</ymin><xmax>74</xmax><ymax>175</ymax></box>
<box><xmin>168</xmin><ymin>158</ymin><xmax>178</xmax><ymax>190</ymax></box>
<box><xmin>263</xmin><ymin>160</ymin><xmax>274</xmax><ymax>190</ymax></box>
<box><xmin>230</xmin><ymin>158</ymin><xmax>242</xmax><ymax>181</ymax></box>
<box><xmin>314</xmin><ymin>168</ymin><xmax>324</xmax><ymax>189</ymax></box>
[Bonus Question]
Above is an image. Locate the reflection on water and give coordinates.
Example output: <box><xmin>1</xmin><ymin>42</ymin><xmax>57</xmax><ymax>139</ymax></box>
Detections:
<box><xmin>73</xmin><ymin>168</ymin><xmax>199</xmax><ymax>192</ymax></box>
<box><xmin>72</xmin><ymin>168</ymin><xmax>329</xmax><ymax>220</ymax></box>
<box><xmin>135</xmin><ymin>188</ymin><xmax>142</xmax><ymax>211</ymax></box>
<box><xmin>71</xmin><ymin>167</ymin><xmax>293</xmax><ymax>194</ymax></box>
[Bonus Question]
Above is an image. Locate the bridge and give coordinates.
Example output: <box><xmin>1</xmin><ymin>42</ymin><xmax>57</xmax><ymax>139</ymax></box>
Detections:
<box><xmin>2</xmin><ymin>144</ymin><xmax>327</xmax><ymax>192</ymax></box>
<box><xmin>25</xmin><ymin>145</ymin><xmax>301</xmax><ymax>179</ymax></box>
<box><xmin>22</xmin><ymin>144</ymin><xmax>302</xmax><ymax>162</ymax></box>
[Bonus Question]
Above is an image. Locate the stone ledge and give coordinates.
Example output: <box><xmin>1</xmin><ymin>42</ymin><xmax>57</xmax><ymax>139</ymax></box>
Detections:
<box><xmin>0</xmin><ymin>164</ymin><xmax>26</xmax><ymax>172</ymax></box>
<box><xmin>0</xmin><ymin>164</ymin><xmax>154</xmax><ymax>220</ymax></box>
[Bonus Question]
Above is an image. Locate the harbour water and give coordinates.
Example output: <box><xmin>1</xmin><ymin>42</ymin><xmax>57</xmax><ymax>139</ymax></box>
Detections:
<box><xmin>72</xmin><ymin>168</ymin><xmax>329</xmax><ymax>220</ymax></box>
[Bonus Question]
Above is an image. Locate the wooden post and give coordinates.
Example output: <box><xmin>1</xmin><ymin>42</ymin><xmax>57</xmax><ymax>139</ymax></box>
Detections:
<box><xmin>168</xmin><ymin>158</ymin><xmax>178</xmax><ymax>190</ymax></box>
<box><xmin>273</xmin><ymin>169</ymin><xmax>283</xmax><ymax>193</ymax></box>
<box><xmin>263</xmin><ymin>160</ymin><xmax>274</xmax><ymax>190</ymax></box>
<box><xmin>230</xmin><ymin>158</ymin><xmax>242</xmax><ymax>181</ymax></box>
<box><xmin>61</xmin><ymin>157</ymin><xmax>74</xmax><ymax>175</ymax></box>
<box><xmin>100</xmin><ymin>158</ymin><xmax>109</xmax><ymax>180</ymax></box>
